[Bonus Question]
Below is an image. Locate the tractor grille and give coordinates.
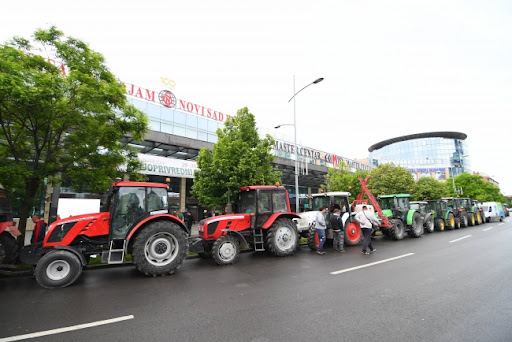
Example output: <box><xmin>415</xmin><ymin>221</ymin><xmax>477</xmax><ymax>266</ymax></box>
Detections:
<box><xmin>207</xmin><ymin>221</ymin><xmax>219</xmax><ymax>237</ymax></box>
<box><xmin>47</xmin><ymin>221</ymin><xmax>77</xmax><ymax>243</ymax></box>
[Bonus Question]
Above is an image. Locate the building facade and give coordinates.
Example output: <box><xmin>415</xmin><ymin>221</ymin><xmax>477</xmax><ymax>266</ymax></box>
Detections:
<box><xmin>368</xmin><ymin>132</ymin><xmax>471</xmax><ymax>181</ymax></box>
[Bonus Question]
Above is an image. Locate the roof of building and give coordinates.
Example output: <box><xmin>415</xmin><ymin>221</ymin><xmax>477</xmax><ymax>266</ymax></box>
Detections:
<box><xmin>368</xmin><ymin>131</ymin><xmax>467</xmax><ymax>152</ymax></box>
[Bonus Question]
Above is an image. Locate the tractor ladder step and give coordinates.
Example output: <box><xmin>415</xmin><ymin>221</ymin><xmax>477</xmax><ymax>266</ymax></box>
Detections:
<box><xmin>253</xmin><ymin>228</ymin><xmax>265</xmax><ymax>251</ymax></box>
<box><xmin>106</xmin><ymin>239</ymin><xmax>127</xmax><ymax>264</ymax></box>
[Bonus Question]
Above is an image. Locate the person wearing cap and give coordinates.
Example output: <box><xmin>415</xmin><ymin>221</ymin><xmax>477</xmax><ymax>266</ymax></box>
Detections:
<box><xmin>315</xmin><ymin>206</ymin><xmax>328</xmax><ymax>255</ymax></box>
<box><xmin>330</xmin><ymin>208</ymin><xmax>345</xmax><ymax>252</ymax></box>
<box><xmin>355</xmin><ymin>205</ymin><xmax>379</xmax><ymax>255</ymax></box>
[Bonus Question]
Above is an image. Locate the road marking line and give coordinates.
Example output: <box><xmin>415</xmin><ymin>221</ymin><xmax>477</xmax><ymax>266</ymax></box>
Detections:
<box><xmin>482</xmin><ymin>227</ymin><xmax>493</xmax><ymax>231</ymax></box>
<box><xmin>0</xmin><ymin>315</ymin><xmax>134</xmax><ymax>342</ymax></box>
<box><xmin>330</xmin><ymin>253</ymin><xmax>415</xmax><ymax>275</ymax></box>
<box><xmin>449</xmin><ymin>235</ymin><xmax>472</xmax><ymax>243</ymax></box>
<box><xmin>498</xmin><ymin>223</ymin><xmax>504</xmax><ymax>226</ymax></box>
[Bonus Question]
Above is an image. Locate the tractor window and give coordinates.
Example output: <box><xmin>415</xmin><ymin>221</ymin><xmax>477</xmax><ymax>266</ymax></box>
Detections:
<box><xmin>445</xmin><ymin>200</ymin><xmax>455</xmax><ymax>210</ymax></box>
<box><xmin>272</xmin><ymin>191</ymin><xmax>288</xmax><ymax>213</ymax></box>
<box><xmin>337</xmin><ymin>197</ymin><xmax>349</xmax><ymax>214</ymax></box>
<box><xmin>258</xmin><ymin>191</ymin><xmax>272</xmax><ymax>213</ymax></box>
<box><xmin>239</xmin><ymin>191</ymin><xmax>256</xmax><ymax>214</ymax></box>
<box><xmin>312</xmin><ymin>197</ymin><xmax>330</xmax><ymax>211</ymax></box>
<box><xmin>111</xmin><ymin>187</ymin><xmax>146</xmax><ymax>239</ymax></box>
<box><xmin>379</xmin><ymin>198</ymin><xmax>394</xmax><ymax>210</ymax></box>
<box><xmin>410</xmin><ymin>203</ymin><xmax>419</xmax><ymax>210</ymax></box>
<box><xmin>147</xmin><ymin>187</ymin><xmax>168</xmax><ymax>212</ymax></box>
<box><xmin>397</xmin><ymin>197</ymin><xmax>409</xmax><ymax>210</ymax></box>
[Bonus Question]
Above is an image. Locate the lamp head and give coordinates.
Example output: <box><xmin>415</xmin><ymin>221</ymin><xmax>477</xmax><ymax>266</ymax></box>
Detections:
<box><xmin>313</xmin><ymin>77</ymin><xmax>324</xmax><ymax>84</ymax></box>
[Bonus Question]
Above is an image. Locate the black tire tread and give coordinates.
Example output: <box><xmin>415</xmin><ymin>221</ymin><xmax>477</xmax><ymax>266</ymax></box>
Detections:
<box><xmin>266</xmin><ymin>218</ymin><xmax>298</xmax><ymax>257</ymax></box>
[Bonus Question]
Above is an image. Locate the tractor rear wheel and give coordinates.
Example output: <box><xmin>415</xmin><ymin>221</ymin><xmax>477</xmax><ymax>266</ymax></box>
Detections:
<box><xmin>468</xmin><ymin>213</ymin><xmax>475</xmax><ymax>226</ymax></box>
<box><xmin>0</xmin><ymin>231</ymin><xmax>19</xmax><ymax>264</ymax></box>
<box><xmin>389</xmin><ymin>219</ymin><xmax>405</xmax><ymax>240</ymax></box>
<box><xmin>212</xmin><ymin>235</ymin><xmax>239</xmax><ymax>265</ymax></box>
<box><xmin>344</xmin><ymin>220</ymin><xmax>363</xmax><ymax>246</ymax></box>
<box><xmin>435</xmin><ymin>218</ymin><xmax>445</xmax><ymax>231</ymax></box>
<box><xmin>306</xmin><ymin>225</ymin><xmax>318</xmax><ymax>251</ymax></box>
<box><xmin>454</xmin><ymin>218</ymin><xmax>461</xmax><ymax>229</ymax></box>
<box><xmin>408</xmin><ymin>212</ymin><xmax>423</xmax><ymax>238</ymax></box>
<box><xmin>132</xmin><ymin>221</ymin><xmax>188</xmax><ymax>276</ymax></box>
<box><xmin>266</xmin><ymin>218</ymin><xmax>298</xmax><ymax>257</ymax></box>
<box><xmin>460</xmin><ymin>213</ymin><xmax>468</xmax><ymax>227</ymax></box>
<box><xmin>423</xmin><ymin>216</ymin><xmax>435</xmax><ymax>233</ymax></box>
<box><xmin>446</xmin><ymin>213</ymin><xmax>456</xmax><ymax>230</ymax></box>
<box><xmin>34</xmin><ymin>250</ymin><xmax>83</xmax><ymax>289</ymax></box>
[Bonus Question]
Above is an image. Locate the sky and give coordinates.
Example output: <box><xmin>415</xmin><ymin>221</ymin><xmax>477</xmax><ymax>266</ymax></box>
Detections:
<box><xmin>2</xmin><ymin>0</ymin><xmax>512</xmax><ymax>194</ymax></box>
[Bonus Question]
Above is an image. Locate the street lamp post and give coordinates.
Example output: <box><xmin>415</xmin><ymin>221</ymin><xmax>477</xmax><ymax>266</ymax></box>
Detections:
<box><xmin>276</xmin><ymin>76</ymin><xmax>323</xmax><ymax>213</ymax></box>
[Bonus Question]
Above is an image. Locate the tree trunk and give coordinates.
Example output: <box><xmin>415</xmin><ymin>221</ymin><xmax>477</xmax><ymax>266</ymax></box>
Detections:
<box><xmin>16</xmin><ymin>178</ymin><xmax>40</xmax><ymax>249</ymax></box>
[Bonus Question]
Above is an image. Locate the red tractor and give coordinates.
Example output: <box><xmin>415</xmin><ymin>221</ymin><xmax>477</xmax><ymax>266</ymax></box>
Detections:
<box><xmin>20</xmin><ymin>181</ymin><xmax>189</xmax><ymax>288</ymax></box>
<box><xmin>190</xmin><ymin>185</ymin><xmax>300</xmax><ymax>265</ymax></box>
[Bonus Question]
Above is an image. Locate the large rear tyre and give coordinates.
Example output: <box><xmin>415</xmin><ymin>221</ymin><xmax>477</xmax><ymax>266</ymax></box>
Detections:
<box><xmin>435</xmin><ymin>218</ymin><xmax>445</xmax><ymax>232</ymax></box>
<box><xmin>0</xmin><ymin>231</ymin><xmax>19</xmax><ymax>264</ymax></box>
<box><xmin>408</xmin><ymin>212</ymin><xmax>423</xmax><ymax>238</ymax></box>
<box><xmin>445</xmin><ymin>213</ymin><xmax>456</xmax><ymax>230</ymax></box>
<box><xmin>34</xmin><ymin>250</ymin><xmax>83</xmax><ymax>289</ymax></box>
<box><xmin>266</xmin><ymin>218</ymin><xmax>298</xmax><ymax>257</ymax></box>
<box><xmin>132</xmin><ymin>221</ymin><xmax>188</xmax><ymax>276</ymax></box>
<box><xmin>344</xmin><ymin>220</ymin><xmax>363</xmax><ymax>246</ymax></box>
<box><xmin>475</xmin><ymin>212</ymin><xmax>482</xmax><ymax>225</ymax></box>
<box><xmin>389</xmin><ymin>219</ymin><xmax>405</xmax><ymax>240</ymax></box>
<box><xmin>423</xmin><ymin>216</ymin><xmax>435</xmax><ymax>234</ymax></box>
<box><xmin>212</xmin><ymin>235</ymin><xmax>240</xmax><ymax>265</ymax></box>
<box><xmin>307</xmin><ymin>225</ymin><xmax>318</xmax><ymax>251</ymax></box>
<box><xmin>454</xmin><ymin>218</ymin><xmax>461</xmax><ymax>229</ymax></box>
<box><xmin>460</xmin><ymin>213</ymin><xmax>468</xmax><ymax>228</ymax></box>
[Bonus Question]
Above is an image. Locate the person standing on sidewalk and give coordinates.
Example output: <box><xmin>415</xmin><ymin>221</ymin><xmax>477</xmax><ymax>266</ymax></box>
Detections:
<box><xmin>315</xmin><ymin>206</ymin><xmax>328</xmax><ymax>255</ymax></box>
<box><xmin>355</xmin><ymin>206</ymin><xmax>379</xmax><ymax>255</ymax></box>
<box><xmin>31</xmin><ymin>214</ymin><xmax>47</xmax><ymax>243</ymax></box>
<box><xmin>330</xmin><ymin>208</ymin><xmax>345</xmax><ymax>252</ymax></box>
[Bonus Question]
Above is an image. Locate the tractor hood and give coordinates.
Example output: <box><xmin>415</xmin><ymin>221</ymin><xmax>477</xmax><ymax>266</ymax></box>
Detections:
<box><xmin>44</xmin><ymin>212</ymin><xmax>110</xmax><ymax>246</ymax></box>
<box><xmin>296</xmin><ymin>211</ymin><xmax>318</xmax><ymax>232</ymax></box>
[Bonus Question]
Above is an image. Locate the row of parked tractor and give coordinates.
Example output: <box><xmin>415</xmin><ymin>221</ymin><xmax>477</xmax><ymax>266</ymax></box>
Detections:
<box><xmin>0</xmin><ymin>177</ymin><xmax>507</xmax><ymax>289</ymax></box>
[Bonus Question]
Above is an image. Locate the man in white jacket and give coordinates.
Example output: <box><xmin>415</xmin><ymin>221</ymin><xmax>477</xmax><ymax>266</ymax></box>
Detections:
<box><xmin>355</xmin><ymin>206</ymin><xmax>379</xmax><ymax>255</ymax></box>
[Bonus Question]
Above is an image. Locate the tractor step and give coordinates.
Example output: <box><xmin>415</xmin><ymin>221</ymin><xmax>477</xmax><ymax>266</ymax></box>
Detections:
<box><xmin>107</xmin><ymin>239</ymin><xmax>126</xmax><ymax>264</ymax></box>
<box><xmin>253</xmin><ymin>228</ymin><xmax>265</xmax><ymax>251</ymax></box>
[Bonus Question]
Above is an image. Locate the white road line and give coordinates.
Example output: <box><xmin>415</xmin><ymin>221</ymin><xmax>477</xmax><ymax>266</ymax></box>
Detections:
<box><xmin>482</xmin><ymin>227</ymin><xmax>493</xmax><ymax>231</ymax></box>
<box><xmin>0</xmin><ymin>315</ymin><xmax>134</xmax><ymax>342</ymax></box>
<box><xmin>330</xmin><ymin>253</ymin><xmax>415</xmax><ymax>275</ymax></box>
<box><xmin>449</xmin><ymin>235</ymin><xmax>472</xmax><ymax>243</ymax></box>
<box><xmin>498</xmin><ymin>223</ymin><xmax>504</xmax><ymax>226</ymax></box>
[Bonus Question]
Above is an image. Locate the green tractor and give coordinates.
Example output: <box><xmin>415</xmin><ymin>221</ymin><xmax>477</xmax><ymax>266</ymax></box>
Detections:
<box><xmin>378</xmin><ymin>194</ymin><xmax>424</xmax><ymax>240</ymax></box>
<box><xmin>460</xmin><ymin>198</ymin><xmax>483</xmax><ymax>225</ymax></box>
<box><xmin>427</xmin><ymin>199</ymin><xmax>457</xmax><ymax>231</ymax></box>
<box><xmin>409</xmin><ymin>201</ymin><xmax>435</xmax><ymax>233</ymax></box>
<box><xmin>442</xmin><ymin>197</ymin><xmax>473</xmax><ymax>228</ymax></box>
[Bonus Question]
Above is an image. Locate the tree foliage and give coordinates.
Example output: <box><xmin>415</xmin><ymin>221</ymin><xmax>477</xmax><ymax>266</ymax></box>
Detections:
<box><xmin>192</xmin><ymin>107</ymin><xmax>281</xmax><ymax>208</ymax></box>
<box><xmin>367</xmin><ymin>164</ymin><xmax>415</xmax><ymax>196</ymax></box>
<box><xmin>0</xmin><ymin>27</ymin><xmax>148</xmax><ymax>243</ymax></box>
<box><xmin>323</xmin><ymin>162</ymin><xmax>369</xmax><ymax>200</ymax></box>
<box><xmin>447</xmin><ymin>173</ymin><xmax>506</xmax><ymax>202</ymax></box>
<box><xmin>411</xmin><ymin>177</ymin><xmax>447</xmax><ymax>201</ymax></box>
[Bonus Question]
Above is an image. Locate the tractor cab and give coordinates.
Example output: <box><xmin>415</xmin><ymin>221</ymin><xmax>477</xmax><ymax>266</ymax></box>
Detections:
<box><xmin>379</xmin><ymin>194</ymin><xmax>411</xmax><ymax>219</ymax></box>
<box><xmin>238</xmin><ymin>186</ymin><xmax>290</xmax><ymax>228</ymax></box>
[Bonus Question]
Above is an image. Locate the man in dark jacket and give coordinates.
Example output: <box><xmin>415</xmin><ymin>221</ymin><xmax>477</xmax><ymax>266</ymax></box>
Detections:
<box><xmin>31</xmin><ymin>214</ymin><xmax>47</xmax><ymax>243</ymax></box>
<box><xmin>329</xmin><ymin>209</ymin><xmax>345</xmax><ymax>252</ymax></box>
<box><xmin>183</xmin><ymin>208</ymin><xmax>193</xmax><ymax>234</ymax></box>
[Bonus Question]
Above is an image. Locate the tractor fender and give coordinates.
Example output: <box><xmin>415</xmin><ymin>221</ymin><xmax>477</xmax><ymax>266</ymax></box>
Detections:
<box><xmin>406</xmin><ymin>210</ymin><xmax>417</xmax><ymax>225</ymax></box>
<box><xmin>424</xmin><ymin>212</ymin><xmax>432</xmax><ymax>222</ymax></box>
<box><xmin>221</xmin><ymin>229</ymin><xmax>250</xmax><ymax>249</ymax></box>
<box><xmin>127</xmin><ymin>214</ymin><xmax>188</xmax><ymax>241</ymax></box>
<box><xmin>53</xmin><ymin>246</ymin><xmax>89</xmax><ymax>266</ymax></box>
<box><xmin>261</xmin><ymin>213</ymin><xmax>300</xmax><ymax>229</ymax></box>
<box><xmin>341</xmin><ymin>212</ymin><xmax>351</xmax><ymax>226</ymax></box>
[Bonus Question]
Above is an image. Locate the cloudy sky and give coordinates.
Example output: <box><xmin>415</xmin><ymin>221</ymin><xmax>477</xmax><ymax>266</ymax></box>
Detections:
<box><xmin>2</xmin><ymin>0</ymin><xmax>511</xmax><ymax>194</ymax></box>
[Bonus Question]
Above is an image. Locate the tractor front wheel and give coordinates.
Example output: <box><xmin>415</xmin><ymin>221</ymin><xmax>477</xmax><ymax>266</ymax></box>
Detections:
<box><xmin>34</xmin><ymin>250</ymin><xmax>83</xmax><ymax>289</ymax></box>
<box><xmin>460</xmin><ymin>213</ymin><xmax>468</xmax><ymax>228</ymax></box>
<box><xmin>344</xmin><ymin>221</ymin><xmax>363</xmax><ymax>246</ymax></box>
<box><xmin>423</xmin><ymin>216</ymin><xmax>435</xmax><ymax>234</ymax></box>
<box><xmin>468</xmin><ymin>213</ymin><xmax>475</xmax><ymax>226</ymax></box>
<box><xmin>475</xmin><ymin>212</ymin><xmax>482</xmax><ymax>225</ymax></box>
<box><xmin>266</xmin><ymin>218</ymin><xmax>299</xmax><ymax>257</ymax></box>
<box><xmin>212</xmin><ymin>235</ymin><xmax>240</xmax><ymax>265</ymax></box>
<box><xmin>389</xmin><ymin>219</ymin><xmax>405</xmax><ymax>240</ymax></box>
<box><xmin>408</xmin><ymin>212</ymin><xmax>423</xmax><ymax>238</ymax></box>
<box><xmin>306</xmin><ymin>224</ymin><xmax>318</xmax><ymax>251</ymax></box>
<box><xmin>446</xmin><ymin>213</ymin><xmax>456</xmax><ymax>230</ymax></box>
<box><xmin>435</xmin><ymin>218</ymin><xmax>445</xmax><ymax>232</ymax></box>
<box><xmin>132</xmin><ymin>221</ymin><xmax>188</xmax><ymax>276</ymax></box>
<box><xmin>0</xmin><ymin>232</ymin><xmax>19</xmax><ymax>264</ymax></box>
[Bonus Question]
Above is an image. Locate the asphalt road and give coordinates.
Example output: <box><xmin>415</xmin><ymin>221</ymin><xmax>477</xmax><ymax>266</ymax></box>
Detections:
<box><xmin>1</xmin><ymin>218</ymin><xmax>511</xmax><ymax>342</ymax></box>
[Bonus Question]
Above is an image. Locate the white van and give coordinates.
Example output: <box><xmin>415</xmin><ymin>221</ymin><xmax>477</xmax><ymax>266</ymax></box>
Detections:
<box><xmin>482</xmin><ymin>202</ymin><xmax>504</xmax><ymax>222</ymax></box>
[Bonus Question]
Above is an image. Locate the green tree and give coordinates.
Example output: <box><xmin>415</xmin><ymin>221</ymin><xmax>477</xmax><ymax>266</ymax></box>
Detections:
<box><xmin>411</xmin><ymin>177</ymin><xmax>447</xmax><ymax>201</ymax></box>
<box><xmin>192</xmin><ymin>107</ymin><xmax>281</xmax><ymax>208</ymax></box>
<box><xmin>367</xmin><ymin>164</ymin><xmax>415</xmax><ymax>196</ymax></box>
<box><xmin>0</xmin><ymin>27</ymin><xmax>148</xmax><ymax>245</ymax></box>
<box><xmin>447</xmin><ymin>173</ymin><xmax>506</xmax><ymax>202</ymax></box>
<box><xmin>323</xmin><ymin>162</ymin><xmax>369</xmax><ymax>201</ymax></box>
